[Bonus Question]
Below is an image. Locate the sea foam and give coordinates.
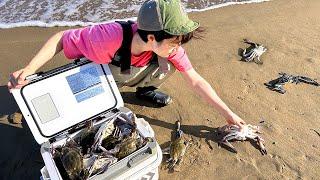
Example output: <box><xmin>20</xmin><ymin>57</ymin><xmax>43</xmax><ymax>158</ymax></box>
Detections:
<box><xmin>0</xmin><ymin>0</ymin><xmax>270</xmax><ymax>29</ymax></box>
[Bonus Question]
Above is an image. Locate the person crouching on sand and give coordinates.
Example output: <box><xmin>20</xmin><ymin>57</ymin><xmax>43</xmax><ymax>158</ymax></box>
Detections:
<box><xmin>7</xmin><ymin>0</ymin><xmax>246</xmax><ymax>129</ymax></box>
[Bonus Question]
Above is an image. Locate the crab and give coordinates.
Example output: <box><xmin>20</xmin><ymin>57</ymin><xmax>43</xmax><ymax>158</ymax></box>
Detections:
<box><xmin>115</xmin><ymin>130</ymin><xmax>152</xmax><ymax>159</ymax></box>
<box><xmin>92</xmin><ymin>114</ymin><xmax>119</xmax><ymax>152</ymax></box>
<box><xmin>78</xmin><ymin>121</ymin><xmax>97</xmax><ymax>154</ymax></box>
<box><xmin>100</xmin><ymin>126</ymin><xmax>122</xmax><ymax>151</ymax></box>
<box><xmin>115</xmin><ymin>127</ymin><xmax>141</xmax><ymax>159</ymax></box>
<box><xmin>100</xmin><ymin>126</ymin><xmax>151</xmax><ymax>160</ymax></box>
<box><xmin>218</xmin><ymin>124</ymin><xmax>267</xmax><ymax>155</ymax></box>
<box><xmin>265</xmin><ymin>72</ymin><xmax>320</xmax><ymax>94</ymax></box>
<box><xmin>116</xmin><ymin>114</ymin><xmax>152</xmax><ymax>159</ymax></box>
<box><xmin>94</xmin><ymin>113</ymin><xmax>144</xmax><ymax>159</ymax></box>
<box><xmin>54</xmin><ymin>138</ymin><xmax>87</xmax><ymax>179</ymax></box>
<box><xmin>164</xmin><ymin>121</ymin><xmax>189</xmax><ymax>171</ymax></box>
<box><xmin>83</xmin><ymin>153</ymin><xmax>117</xmax><ymax>177</ymax></box>
<box><xmin>241</xmin><ymin>39</ymin><xmax>267</xmax><ymax>64</ymax></box>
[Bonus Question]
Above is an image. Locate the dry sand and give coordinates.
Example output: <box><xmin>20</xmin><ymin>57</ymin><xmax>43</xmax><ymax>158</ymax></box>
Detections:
<box><xmin>0</xmin><ymin>0</ymin><xmax>319</xmax><ymax>179</ymax></box>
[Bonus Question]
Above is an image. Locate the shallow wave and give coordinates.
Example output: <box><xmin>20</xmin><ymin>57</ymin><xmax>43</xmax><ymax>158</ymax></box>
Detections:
<box><xmin>0</xmin><ymin>0</ymin><xmax>270</xmax><ymax>29</ymax></box>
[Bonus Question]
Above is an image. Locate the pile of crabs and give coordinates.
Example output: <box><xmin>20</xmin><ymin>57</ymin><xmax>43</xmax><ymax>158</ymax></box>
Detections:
<box><xmin>52</xmin><ymin>112</ymin><xmax>151</xmax><ymax>180</ymax></box>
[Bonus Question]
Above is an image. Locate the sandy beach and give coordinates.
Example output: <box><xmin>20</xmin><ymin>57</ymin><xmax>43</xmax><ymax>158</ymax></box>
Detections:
<box><xmin>1</xmin><ymin>0</ymin><xmax>320</xmax><ymax>179</ymax></box>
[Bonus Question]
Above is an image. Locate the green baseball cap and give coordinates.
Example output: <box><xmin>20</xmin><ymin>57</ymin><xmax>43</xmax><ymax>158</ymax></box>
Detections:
<box><xmin>137</xmin><ymin>0</ymin><xmax>200</xmax><ymax>35</ymax></box>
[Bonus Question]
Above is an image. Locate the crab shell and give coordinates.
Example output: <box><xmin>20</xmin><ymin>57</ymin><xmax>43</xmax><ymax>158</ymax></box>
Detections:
<box><xmin>79</xmin><ymin>127</ymin><xmax>96</xmax><ymax>154</ymax></box>
<box><xmin>61</xmin><ymin>147</ymin><xmax>84</xmax><ymax>179</ymax></box>
<box><xmin>84</xmin><ymin>153</ymin><xmax>118</xmax><ymax>177</ymax></box>
<box><xmin>219</xmin><ymin>124</ymin><xmax>267</xmax><ymax>155</ymax></box>
<box><xmin>92</xmin><ymin>119</ymin><xmax>116</xmax><ymax>152</ymax></box>
<box><xmin>53</xmin><ymin>141</ymin><xmax>84</xmax><ymax>180</ymax></box>
<box><xmin>167</xmin><ymin>136</ymin><xmax>188</xmax><ymax>170</ymax></box>
<box><xmin>242</xmin><ymin>44</ymin><xmax>267</xmax><ymax>63</ymax></box>
<box><xmin>101</xmin><ymin>135</ymin><xmax>120</xmax><ymax>151</ymax></box>
<box><xmin>116</xmin><ymin>130</ymin><xmax>139</xmax><ymax>159</ymax></box>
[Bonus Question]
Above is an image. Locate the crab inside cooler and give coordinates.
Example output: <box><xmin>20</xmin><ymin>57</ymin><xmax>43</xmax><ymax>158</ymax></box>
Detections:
<box><xmin>11</xmin><ymin>58</ymin><xmax>162</xmax><ymax>180</ymax></box>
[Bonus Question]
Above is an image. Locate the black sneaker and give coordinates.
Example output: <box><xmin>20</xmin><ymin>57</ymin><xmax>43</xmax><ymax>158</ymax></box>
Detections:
<box><xmin>136</xmin><ymin>86</ymin><xmax>172</xmax><ymax>107</ymax></box>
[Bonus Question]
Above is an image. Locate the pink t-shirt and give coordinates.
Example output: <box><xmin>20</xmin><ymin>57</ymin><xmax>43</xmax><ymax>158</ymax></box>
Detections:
<box><xmin>62</xmin><ymin>22</ymin><xmax>193</xmax><ymax>72</ymax></box>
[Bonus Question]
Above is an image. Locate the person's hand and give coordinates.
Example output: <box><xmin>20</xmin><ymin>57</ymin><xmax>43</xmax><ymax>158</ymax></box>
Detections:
<box><xmin>7</xmin><ymin>67</ymin><xmax>35</xmax><ymax>90</ymax></box>
<box><xmin>226</xmin><ymin>113</ymin><xmax>246</xmax><ymax>130</ymax></box>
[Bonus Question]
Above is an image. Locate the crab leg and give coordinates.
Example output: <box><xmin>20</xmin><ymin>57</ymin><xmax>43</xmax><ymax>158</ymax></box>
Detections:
<box><xmin>250</xmin><ymin>51</ymin><xmax>258</xmax><ymax>62</ymax></box>
<box><xmin>221</xmin><ymin>131</ymin><xmax>241</xmax><ymax>141</ymax></box>
<box><xmin>113</xmin><ymin>126</ymin><xmax>121</xmax><ymax>137</ymax></box>
<box><xmin>255</xmin><ymin>56</ymin><xmax>262</xmax><ymax>64</ymax></box>
<box><xmin>244</xmin><ymin>51</ymin><xmax>255</xmax><ymax>62</ymax></box>
<box><xmin>256</xmin><ymin>137</ymin><xmax>267</xmax><ymax>155</ymax></box>
<box><xmin>242</xmin><ymin>50</ymin><xmax>253</xmax><ymax>60</ymax></box>
<box><xmin>242</xmin><ymin>49</ymin><xmax>249</xmax><ymax>57</ymax></box>
<box><xmin>219</xmin><ymin>131</ymin><xmax>241</xmax><ymax>153</ymax></box>
<box><xmin>167</xmin><ymin>158</ymin><xmax>178</xmax><ymax>171</ymax></box>
<box><xmin>219</xmin><ymin>140</ymin><xmax>238</xmax><ymax>153</ymax></box>
<box><xmin>243</xmin><ymin>39</ymin><xmax>257</xmax><ymax>46</ymax></box>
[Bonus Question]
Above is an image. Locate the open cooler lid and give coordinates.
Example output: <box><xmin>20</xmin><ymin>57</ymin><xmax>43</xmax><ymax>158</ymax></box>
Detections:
<box><xmin>11</xmin><ymin>59</ymin><xmax>124</xmax><ymax>144</ymax></box>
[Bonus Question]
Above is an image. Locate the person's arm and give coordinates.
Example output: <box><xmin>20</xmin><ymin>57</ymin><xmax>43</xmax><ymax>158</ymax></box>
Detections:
<box><xmin>181</xmin><ymin>68</ymin><xmax>246</xmax><ymax>128</ymax></box>
<box><xmin>8</xmin><ymin>30</ymin><xmax>65</xmax><ymax>89</ymax></box>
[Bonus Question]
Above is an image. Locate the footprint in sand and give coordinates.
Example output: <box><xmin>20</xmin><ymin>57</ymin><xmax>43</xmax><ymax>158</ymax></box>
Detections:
<box><xmin>270</xmin><ymin>154</ymin><xmax>302</xmax><ymax>178</ymax></box>
<box><xmin>306</xmin><ymin>57</ymin><xmax>317</xmax><ymax>63</ymax></box>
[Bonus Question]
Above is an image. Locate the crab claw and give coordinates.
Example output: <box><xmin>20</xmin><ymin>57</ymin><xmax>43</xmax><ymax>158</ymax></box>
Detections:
<box><xmin>166</xmin><ymin>158</ymin><xmax>178</xmax><ymax>171</ymax></box>
<box><xmin>243</xmin><ymin>39</ymin><xmax>257</xmax><ymax>46</ymax></box>
<box><xmin>248</xmin><ymin>125</ymin><xmax>263</xmax><ymax>134</ymax></box>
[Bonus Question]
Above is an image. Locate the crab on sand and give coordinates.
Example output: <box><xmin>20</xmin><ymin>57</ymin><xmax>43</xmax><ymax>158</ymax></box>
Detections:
<box><xmin>218</xmin><ymin>124</ymin><xmax>267</xmax><ymax>155</ymax></box>
<box><xmin>163</xmin><ymin>121</ymin><xmax>189</xmax><ymax>171</ymax></box>
<box><xmin>241</xmin><ymin>39</ymin><xmax>267</xmax><ymax>64</ymax></box>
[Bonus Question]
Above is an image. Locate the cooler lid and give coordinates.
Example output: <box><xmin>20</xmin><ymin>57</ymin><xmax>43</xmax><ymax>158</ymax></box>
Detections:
<box><xmin>11</xmin><ymin>59</ymin><xmax>124</xmax><ymax>144</ymax></box>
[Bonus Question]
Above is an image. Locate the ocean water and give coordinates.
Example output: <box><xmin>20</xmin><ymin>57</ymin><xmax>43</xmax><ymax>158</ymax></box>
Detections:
<box><xmin>0</xmin><ymin>0</ymin><xmax>269</xmax><ymax>29</ymax></box>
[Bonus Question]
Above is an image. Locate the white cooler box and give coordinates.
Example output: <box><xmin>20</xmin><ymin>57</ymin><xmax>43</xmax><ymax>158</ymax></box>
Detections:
<box><xmin>11</xmin><ymin>58</ymin><xmax>162</xmax><ymax>180</ymax></box>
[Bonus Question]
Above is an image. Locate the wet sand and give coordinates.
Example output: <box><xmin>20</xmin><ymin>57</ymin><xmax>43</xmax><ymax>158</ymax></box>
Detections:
<box><xmin>0</xmin><ymin>0</ymin><xmax>319</xmax><ymax>179</ymax></box>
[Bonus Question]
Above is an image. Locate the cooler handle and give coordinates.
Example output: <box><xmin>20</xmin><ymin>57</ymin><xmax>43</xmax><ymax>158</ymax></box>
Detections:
<box><xmin>127</xmin><ymin>147</ymin><xmax>153</xmax><ymax>168</ymax></box>
<box><xmin>25</xmin><ymin>72</ymin><xmax>44</xmax><ymax>81</ymax></box>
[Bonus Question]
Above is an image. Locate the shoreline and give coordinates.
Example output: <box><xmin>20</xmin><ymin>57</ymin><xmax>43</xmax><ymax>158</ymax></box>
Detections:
<box><xmin>0</xmin><ymin>0</ymin><xmax>270</xmax><ymax>29</ymax></box>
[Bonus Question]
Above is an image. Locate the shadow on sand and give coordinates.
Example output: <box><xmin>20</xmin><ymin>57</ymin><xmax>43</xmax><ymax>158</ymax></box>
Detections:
<box><xmin>135</xmin><ymin>114</ymin><xmax>242</xmax><ymax>173</ymax></box>
<box><xmin>0</xmin><ymin>85</ymin><xmax>19</xmax><ymax>117</ymax></box>
<box><xmin>0</xmin><ymin>85</ymin><xmax>44</xmax><ymax>179</ymax></box>
<box><xmin>136</xmin><ymin>114</ymin><xmax>235</xmax><ymax>153</ymax></box>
